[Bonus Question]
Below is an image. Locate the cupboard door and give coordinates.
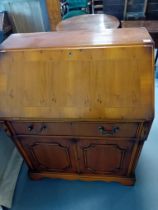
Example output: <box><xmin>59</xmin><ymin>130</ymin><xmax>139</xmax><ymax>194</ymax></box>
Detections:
<box><xmin>17</xmin><ymin>136</ymin><xmax>77</xmax><ymax>173</ymax></box>
<box><xmin>77</xmin><ymin>138</ymin><xmax>134</xmax><ymax>176</ymax></box>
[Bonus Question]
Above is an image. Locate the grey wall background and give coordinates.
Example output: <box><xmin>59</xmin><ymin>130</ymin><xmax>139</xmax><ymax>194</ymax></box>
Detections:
<box><xmin>0</xmin><ymin>0</ymin><xmax>50</xmax><ymax>33</ymax></box>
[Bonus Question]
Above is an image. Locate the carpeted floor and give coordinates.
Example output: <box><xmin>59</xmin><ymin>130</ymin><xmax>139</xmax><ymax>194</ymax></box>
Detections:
<box><xmin>8</xmin><ymin>76</ymin><xmax>158</xmax><ymax>210</ymax></box>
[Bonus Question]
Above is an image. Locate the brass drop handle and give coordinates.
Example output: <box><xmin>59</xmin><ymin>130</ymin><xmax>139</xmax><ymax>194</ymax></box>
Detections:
<box><xmin>40</xmin><ymin>125</ymin><xmax>47</xmax><ymax>132</ymax></box>
<box><xmin>28</xmin><ymin>125</ymin><xmax>34</xmax><ymax>132</ymax></box>
<box><xmin>99</xmin><ymin>126</ymin><xmax>119</xmax><ymax>136</ymax></box>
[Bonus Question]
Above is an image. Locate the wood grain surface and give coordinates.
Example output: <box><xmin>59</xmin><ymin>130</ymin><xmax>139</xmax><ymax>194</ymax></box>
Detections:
<box><xmin>56</xmin><ymin>14</ymin><xmax>120</xmax><ymax>31</ymax></box>
<box><xmin>0</xmin><ymin>28</ymin><xmax>153</xmax><ymax>50</ymax></box>
<box><xmin>0</xmin><ymin>28</ymin><xmax>154</xmax><ymax>120</ymax></box>
<box><xmin>45</xmin><ymin>0</ymin><xmax>61</xmax><ymax>31</ymax></box>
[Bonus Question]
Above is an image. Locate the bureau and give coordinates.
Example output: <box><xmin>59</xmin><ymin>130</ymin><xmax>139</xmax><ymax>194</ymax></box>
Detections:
<box><xmin>0</xmin><ymin>28</ymin><xmax>154</xmax><ymax>185</ymax></box>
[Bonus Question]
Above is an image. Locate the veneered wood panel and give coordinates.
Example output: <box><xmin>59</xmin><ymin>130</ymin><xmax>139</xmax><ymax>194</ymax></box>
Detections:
<box><xmin>17</xmin><ymin>136</ymin><xmax>77</xmax><ymax>172</ymax></box>
<box><xmin>0</xmin><ymin>28</ymin><xmax>153</xmax><ymax>49</ymax></box>
<box><xmin>77</xmin><ymin>138</ymin><xmax>134</xmax><ymax>175</ymax></box>
<box><xmin>10</xmin><ymin>121</ymin><xmax>139</xmax><ymax>138</ymax></box>
<box><xmin>0</xmin><ymin>43</ymin><xmax>154</xmax><ymax>120</ymax></box>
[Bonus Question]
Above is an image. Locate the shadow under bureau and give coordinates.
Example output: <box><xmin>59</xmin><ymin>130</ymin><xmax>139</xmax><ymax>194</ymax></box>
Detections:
<box><xmin>0</xmin><ymin>28</ymin><xmax>154</xmax><ymax>185</ymax></box>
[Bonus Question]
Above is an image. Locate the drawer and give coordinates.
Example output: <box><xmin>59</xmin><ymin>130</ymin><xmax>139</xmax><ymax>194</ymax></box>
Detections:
<box><xmin>72</xmin><ymin>122</ymin><xmax>139</xmax><ymax>138</ymax></box>
<box><xmin>10</xmin><ymin>121</ymin><xmax>139</xmax><ymax>138</ymax></box>
<box><xmin>11</xmin><ymin>122</ymin><xmax>73</xmax><ymax>136</ymax></box>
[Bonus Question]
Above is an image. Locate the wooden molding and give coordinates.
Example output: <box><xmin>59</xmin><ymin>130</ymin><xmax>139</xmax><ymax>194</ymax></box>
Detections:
<box><xmin>45</xmin><ymin>0</ymin><xmax>61</xmax><ymax>31</ymax></box>
<box><xmin>0</xmin><ymin>122</ymin><xmax>11</xmax><ymax>137</ymax></box>
<box><xmin>29</xmin><ymin>171</ymin><xmax>136</xmax><ymax>186</ymax></box>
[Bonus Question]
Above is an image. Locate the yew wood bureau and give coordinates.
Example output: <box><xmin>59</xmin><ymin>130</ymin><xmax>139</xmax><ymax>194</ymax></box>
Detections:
<box><xmin>0</xmin><ymin>28</ymin><xmax>154</xmax><ymax>185</ymax></box>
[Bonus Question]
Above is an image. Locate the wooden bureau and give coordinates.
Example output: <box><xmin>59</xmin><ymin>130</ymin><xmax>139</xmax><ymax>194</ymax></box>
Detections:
<box><xmin>0</xmin><ymin>28</ymin><xmax>154</xmax><ymax>185</ymax></box>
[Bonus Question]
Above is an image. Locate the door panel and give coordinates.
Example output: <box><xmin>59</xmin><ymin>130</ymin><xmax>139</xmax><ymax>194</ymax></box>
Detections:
<box><xmin>17</xmin><ymin>136</ymin><xmax>77</xmax><ymax>173</ymax></box>
<box><xmin>77</xmin><ymin>138</ymin><xmax>134</xmax><ymax>176</ymax></box>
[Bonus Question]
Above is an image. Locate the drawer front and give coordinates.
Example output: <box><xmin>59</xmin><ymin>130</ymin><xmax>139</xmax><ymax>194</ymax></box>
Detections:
<box><xmin>11</xmin><ymin>122</ymin><xmax>73</xmax><ymax>136</ymax></box>
<box><xmin>10</xmin><ymin>121</ymin><xmax>139</xmax><ymax>138</ymax></box>
<box><xmin>72</xmin><ymin>122</ymin><xmax>139</xmax><ymax>138</ymax></box>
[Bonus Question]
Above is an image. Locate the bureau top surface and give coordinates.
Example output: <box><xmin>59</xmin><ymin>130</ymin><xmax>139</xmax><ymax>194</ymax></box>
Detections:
<box><xmin>0</xmin><ymin>28</ymin><xmax>153</xmax><ymax>51</ymax></box>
